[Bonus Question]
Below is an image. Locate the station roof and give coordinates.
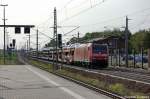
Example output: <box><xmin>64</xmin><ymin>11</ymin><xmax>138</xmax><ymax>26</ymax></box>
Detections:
<box><xmin>87</xmin><ymin>36</ymin><xmax>123</xmax><ymax>43</ymax></box>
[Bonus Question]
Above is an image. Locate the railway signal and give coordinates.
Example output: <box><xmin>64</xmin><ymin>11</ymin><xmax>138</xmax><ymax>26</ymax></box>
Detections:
<box><xmin>12</xmin><ymin>39</ymin><xmax>16</xmax><ymax>48</ymax></box>
<box><xmin>24</xmin><ymin>27</ymin><xmax>30</xmax><ymax>34</ymax></box>
<box><xmin>0</xmin><ymin>25</ymin><xmax>34</xmax><ymax>64</ymax></box>
<box><xmin>15</xmin><ymin>27</ymin><xmax>21</xmax><ymax>34</ymax></box>
<box><xmin>10</xmin><ymin>43</ymin><xmax>12</xmax><ymax>48</ymax></box>
<box><xmin>58</xmin><ymin>34</ymin><xmax>62</xmax><ymax>48</ymax></box>
<box><xmin>15</xmin><ymin>26</ymin><xmax>31</xmax><ymax>34</ymax></box>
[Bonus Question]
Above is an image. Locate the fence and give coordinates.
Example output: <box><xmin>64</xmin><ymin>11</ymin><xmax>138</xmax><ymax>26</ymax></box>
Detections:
<box><xmin>109</xmin><ymin>48</ymin><xmax>149</xmax><ymax>69</ymax></box>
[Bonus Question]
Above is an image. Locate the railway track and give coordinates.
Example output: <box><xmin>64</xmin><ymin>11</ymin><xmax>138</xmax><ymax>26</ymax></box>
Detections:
<box><xmin>30</xmin><ymin>56</ymin><xmax>150</xmax><ymax>84</ymax></box>
<box><xmin>53</xmin><ymin>71</ymin><xmax>125</xmax><ymax>99</ymax></box>
<box><xmin>96</xmin><ymin>70</ymin><xmax>150</xmax><ymax>83</ymax></box>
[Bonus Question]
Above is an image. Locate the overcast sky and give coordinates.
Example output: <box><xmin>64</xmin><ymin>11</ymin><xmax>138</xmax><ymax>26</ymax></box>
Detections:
<box><xmin>0</xmin><ymin>0</ymin><xmax>150</xmax><ymax>49</ymax></box>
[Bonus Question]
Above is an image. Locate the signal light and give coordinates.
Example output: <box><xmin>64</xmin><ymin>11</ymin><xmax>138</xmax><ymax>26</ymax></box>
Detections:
<box><xmin>58</xmin><ymin>34</ymin><xmax>62</xmax><ymax>48</ymax></box>
<box><xmin>10</xmin><ymin>43</ymin><xmax>12</xmax><ymax>47</ymax></box>
<box><xmin>24</xmin><ymin>27</ymin><xmax>30</xmax><ymax>34</ymax></box>
<box><xmin>12</xmin><ymin>39</ymin><xmax>16</xmax><ymax>47</ymax></box>
<box><xmin>15</xmin><ymin>27</ymin><xmax>21</xmax><ymax>34</ymax></box>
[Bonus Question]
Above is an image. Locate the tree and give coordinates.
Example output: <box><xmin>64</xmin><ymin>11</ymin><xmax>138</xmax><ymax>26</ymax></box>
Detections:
<box><xmin>130</xmin><ymin>29</ymin><xmax>150</xmax><ymax>53</ymax></box>
<box><xmin>45</xmin><ymin>39</ymin><xmax>55</xmax><ymax>47</ymax></box>
<box><xmin>143</xmin><ymin>30</ymin><xmax>150</xmax><ymax>48</ymax></box>
<box><xmin>67</xmin><ymin>37</ymin><xmax>78</xmax><ymax>44</ymax></box>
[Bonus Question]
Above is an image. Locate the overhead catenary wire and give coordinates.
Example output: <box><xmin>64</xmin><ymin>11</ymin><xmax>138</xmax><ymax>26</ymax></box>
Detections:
<box><xmin>28</xmin><ymin>1</ymin><xmax>150</xmax><ymax>48</ymax></box>
<box><xmin>33</xmin><ymin>0</ymin><xmax>75</xmax><ymax>27</ymax></box>
<box><xmin>66</xmin><ymin>6</ymin><xmax>150</xmax><ymax>31</ymax></box>
<box><xmin>58</xmin><ymin>6</ymin><xmax>150</xmax><ymax>41</ymax></box>
<box><xmin>66</xmin><ymin>0</ymin><xmax>90</xmax><ymax>11</ymax></box>
<box><xmin>36</xmin><ymin>0</ymin><xmax>150</xmax><ymax>37</ymax></box>
<box><xmin>31</xmin><ymin>28</ymin><xmax>53</xmax><ymax>40</ymax></box>
<box><xmin>57</xmin><ymin>0</ymin><xmax>75</xmax><ymax>13</ymax></box>
<box><xmin>63</xmin><ymin>26</ymin><xmax>80</xmax><ymax>36</ymax></box>
<box><xmin>36</xmin><ymin>15</ymin><xmax>53</xmax><ymax>27</ymax></box>
<box><xmin>130</xmin><ymin>13</ymin><xmax>150</xmax><ymax>30</ymax></box>
<box><xmin>63</xmin><ymin>0</ymin><xmax>75</xmax><ymax>8</ymax></box>
<box><xmin>57</xmin><ymin>0</ymin><xmax>150</xmax><ymax>31</ymax></box>
<box><xmin>58</xmin><ymin>0</ymin><xmax>107</xmax><ymax>24</ymax></box>
<box><xmin>30</xmin><ymin>39</ymin><xmax>50</xmax><ymax>45</ymax></box>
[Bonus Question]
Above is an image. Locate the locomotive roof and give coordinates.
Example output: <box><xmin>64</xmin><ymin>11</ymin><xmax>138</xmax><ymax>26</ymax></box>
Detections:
<box><xmin>75</xmin><ymin>43</ymin><xmax>92</xmax><ymax>48</ymax></box>
<box><xmin>63</xmin><ymin>43</ymin><xmax>81</xmax><ymax>49</ymax></box>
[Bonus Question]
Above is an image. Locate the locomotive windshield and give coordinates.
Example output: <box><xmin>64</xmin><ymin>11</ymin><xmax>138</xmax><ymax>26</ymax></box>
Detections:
<box><xmin>92</xmin><ymin>44</ymin><xmax>107</xmax><ymax>54</ymax></box>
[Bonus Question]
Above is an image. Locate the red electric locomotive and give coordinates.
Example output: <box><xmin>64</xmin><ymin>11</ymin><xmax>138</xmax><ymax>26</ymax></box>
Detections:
<box><xmin>73</xmin><ymin>43</ymin><xmax>108</xmax><ymax>68</ymax></box>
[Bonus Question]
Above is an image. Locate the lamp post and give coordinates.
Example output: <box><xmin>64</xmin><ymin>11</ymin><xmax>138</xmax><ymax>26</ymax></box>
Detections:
<box><xmin>1</xmin><ymin>4</ymin><xmax>8</xmax><ymax>64</ymax></box>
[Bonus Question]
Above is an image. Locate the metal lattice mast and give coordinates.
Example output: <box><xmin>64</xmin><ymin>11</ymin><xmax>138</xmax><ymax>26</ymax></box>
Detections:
<box><xmin>53</xmin><ymin>7</ymin><xmax>58</xmax><ymax>71</ymax></box>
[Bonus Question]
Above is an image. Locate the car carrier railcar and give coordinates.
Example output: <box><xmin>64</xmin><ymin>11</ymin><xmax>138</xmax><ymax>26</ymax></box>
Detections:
<box><xmin>31</xmin><ymin>43</ymin><xmax>108</xmax><ymax>68</ymax></box>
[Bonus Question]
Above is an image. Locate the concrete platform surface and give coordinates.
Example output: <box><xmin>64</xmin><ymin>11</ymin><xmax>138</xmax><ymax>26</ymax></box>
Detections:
<box><xmin>0</xmin><ymin>65</ymin><xmax>111</xmax><ymax>99</ymax></box>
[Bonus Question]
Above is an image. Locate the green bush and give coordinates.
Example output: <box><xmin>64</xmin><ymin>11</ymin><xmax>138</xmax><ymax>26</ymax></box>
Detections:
<box><xmin>109</xmin><ymin>83</ymin><xmax>127</xmax><ymax>95</ymax></box>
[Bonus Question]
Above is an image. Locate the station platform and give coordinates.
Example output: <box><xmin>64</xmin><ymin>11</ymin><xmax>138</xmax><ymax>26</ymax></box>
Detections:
<box><xmin>0</xmin><ymin>65</ymin><xmax>110</xmax><ymax>99</ymax></box>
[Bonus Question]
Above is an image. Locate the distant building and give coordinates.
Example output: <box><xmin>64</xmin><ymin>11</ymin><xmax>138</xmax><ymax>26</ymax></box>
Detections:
<box><xmin>88</xmin><ymin>36</ymin><xmax>125</xmax><ymax>49</ymax></box>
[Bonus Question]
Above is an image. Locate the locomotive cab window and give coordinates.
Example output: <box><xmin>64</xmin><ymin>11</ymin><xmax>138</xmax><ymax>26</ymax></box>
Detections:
<box><xmin>93</xmin><ymin>44</ymin><xmax>107</xmax><ymax>54</ymax></box>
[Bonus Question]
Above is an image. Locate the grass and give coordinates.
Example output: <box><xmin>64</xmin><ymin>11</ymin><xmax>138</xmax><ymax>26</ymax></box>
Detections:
<box><xmin>29</xmin><ymin>59</ymin><xmax>53</xmax><ymax>71</ymax></box>
<box><xmin>27</xmin><ymin>58</ymin><xmax>148</xmax><ymax>97</ymax></box>
<box><xmin>109</xmin><ymin>83</ymin><xmax>126</xmax><ymax>95</ymax></box>
<box><xmin>56</xmin><ymin>69</ymin><xmax>146</xmax><ymax>96</ymax></box>
<box><xmin>0</xmin><ymin>52</ymin><xmax>23</xmax><ymax>65</ymax></box>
